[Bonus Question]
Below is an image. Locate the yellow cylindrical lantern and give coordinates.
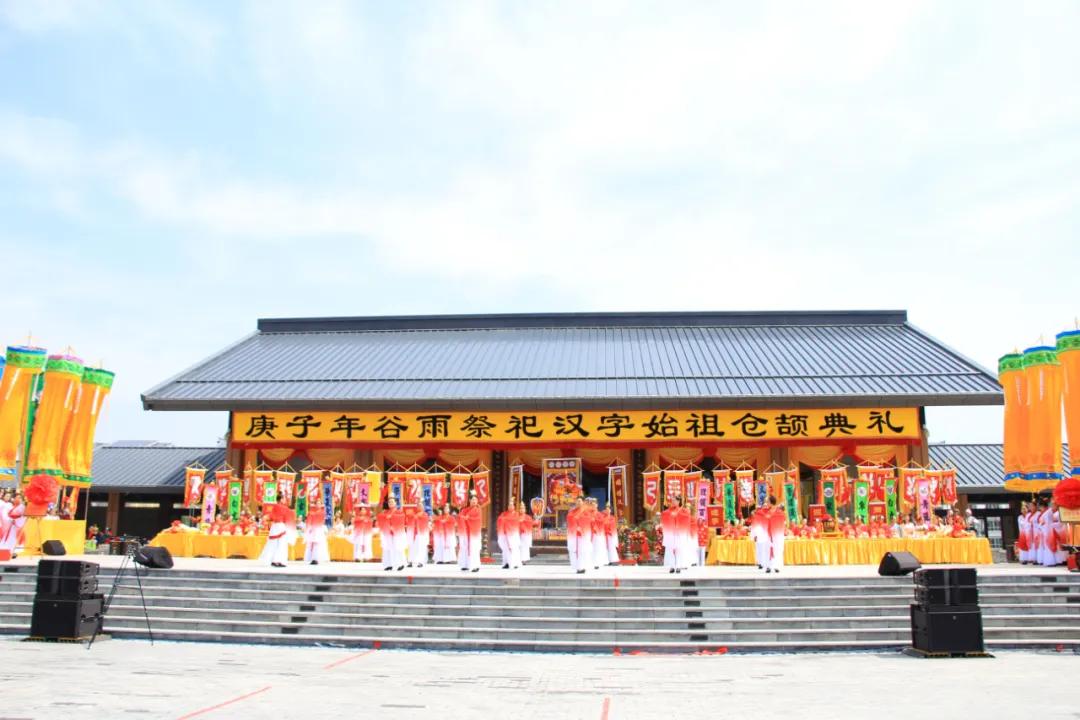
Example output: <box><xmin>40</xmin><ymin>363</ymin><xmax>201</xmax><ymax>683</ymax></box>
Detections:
<box><xmin>0</xmin><ymin>346</ymin><xmax>47</xmax><ymax>475</ymax></box>
<box><xmin>1020</xmin><ymin>345</ymin><xmax>1062</xmax><ymax>487</ymax></box>
<box><xmin>25</xmin><ymin>354</ymin><xmax>84</xmax><ymax>481</ymax></box>
<box><xmin>60</xmin><ymin>367</ymin><xmax>115</xmax><ymax>487</ymax></box>
<box><xmin>1058</xmin><ymin>330</ymin><xmax>1080</xmax><ymax>480</ymax></box>
<box><xmin>998</xmin><ymin>352</ymin><xmax>1026</xmax><ymax>484</ymax></box>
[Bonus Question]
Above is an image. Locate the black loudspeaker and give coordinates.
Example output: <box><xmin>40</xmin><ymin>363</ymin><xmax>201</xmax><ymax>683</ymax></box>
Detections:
<box><xmin>915</xmin><ymin>584</ymin><xmax>979</xmax><ymax>607</ymax></box>
<box><xmin>134</xmin><ymin>545</ymin><xmax>173</xmax><ymax>569</ymax></box>
<box><xmin>914</xmin><ymin>568</ymin><xmax>976</xmax><ymax>587</ymax></box>
<box><xmin>30</xmin><ymin>595</ymin><xmax>103</xmax><ymax>639</ymax></box>
<box><xmin>910</xmin><ymin>605</ymin><xmax>984</xmax><ymax>654</ymax></box>
<box><xmin>36</xmin><ymin>574</ymin><xmax>99</xmax><ymax>598</ymax></box>
<box><xmin>879</xmin><ymin>551</ymin><xmax>921</xmax><ymax>576</ymax></box>
<box><xmin>37</xmin><ymin>560</ymin><xmax>98</xmax><ymax>579</ymax></box>
<box><xmin>41</xmin><ymin>540</ymin><xmax>66</xmax><ymax>556</ymax></box>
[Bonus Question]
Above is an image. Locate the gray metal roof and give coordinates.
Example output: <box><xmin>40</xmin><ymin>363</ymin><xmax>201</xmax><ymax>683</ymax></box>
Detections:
<box><xmin>142</xmin><ymin>310</ymin><xmax>1002</xmax><ymax>411</ymax></box>
<box><xmin>90</xmin><ymin>445</ymin><xmax>225</xmax><ymax>493</ymax></box>
<box><xmin>929</xmin><ymin>444</ymin><xmax>1071</xmax><ymax>494</ymax></box>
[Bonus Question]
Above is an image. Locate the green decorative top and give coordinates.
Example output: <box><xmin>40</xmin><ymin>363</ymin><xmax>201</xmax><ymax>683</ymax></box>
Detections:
<box><xmin>998</xmin><ymin>353</ymin><xmax>1024</xmax><ymax>374</ymax></box>
<box><xmin>82</xmin><ymin>368</ymin><xmax>115</xmax><ymax>389</ymax></box>
<box><xmin>1022</xmin><ymin>346</ymin><xmax>1059</xmax><ymax>368</ymax></box>
<box><xmin>4</xmin><ymin>346</ymin><xmax>47</xmax><ymax>371</ymax></box>
<box><xmin>45</xmin><ymin>355</ymin><xmax>84</xmax><ymax>377</ymax></box>
<box><xmin>1057</xmin><ymin>330</ymin><xmax>1080</xmax><ymax>354</ymax></box>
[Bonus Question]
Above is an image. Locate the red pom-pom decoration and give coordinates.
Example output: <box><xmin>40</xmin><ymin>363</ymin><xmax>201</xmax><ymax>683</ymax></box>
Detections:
<box><xmin>1052</xmin><ymin>476</ymin><xmax>1080</xmax><ymax>510</ymax></box>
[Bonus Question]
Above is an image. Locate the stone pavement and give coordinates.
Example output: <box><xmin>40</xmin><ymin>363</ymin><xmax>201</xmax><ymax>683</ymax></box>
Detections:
<box><xmin>0</xmin><ymin>639</ymin><xmax>1076</xmax><ymax>720</ymax></box>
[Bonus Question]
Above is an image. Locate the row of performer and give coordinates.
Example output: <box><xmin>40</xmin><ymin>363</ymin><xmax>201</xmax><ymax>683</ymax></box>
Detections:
<box><xmin>1017</xmin><ymin>500</ymin><xmax>1071</xmax><ymax>567</ymax></box>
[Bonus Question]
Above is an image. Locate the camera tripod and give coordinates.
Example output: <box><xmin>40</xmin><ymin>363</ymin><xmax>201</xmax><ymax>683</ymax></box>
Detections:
<box><xmin>87</xmin><ymin>547</ymin><xmax>154</xmax><ymax>649</ymax></box>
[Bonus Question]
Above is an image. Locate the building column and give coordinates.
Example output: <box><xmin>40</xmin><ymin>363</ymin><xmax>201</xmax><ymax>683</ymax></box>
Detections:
<box><xmin>632</xmin><ymin>449</ymin><xmax>646</xmax><ymax>525</ymax></box>
<box><xmin>106</xmin><ymin>492</ymin><xmax>121</xmax><ymax>534</ymax></box>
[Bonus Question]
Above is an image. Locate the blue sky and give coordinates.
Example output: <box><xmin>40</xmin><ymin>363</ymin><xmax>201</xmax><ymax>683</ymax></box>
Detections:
<box><xmin>1</xmin><ymin>1</ymin><xmax>1078</xmax><ymax>447</ymax></box>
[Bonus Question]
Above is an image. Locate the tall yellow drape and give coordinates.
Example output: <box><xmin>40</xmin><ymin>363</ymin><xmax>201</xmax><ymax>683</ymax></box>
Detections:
<box><xmin>0</xmin><ymin>346</ymin><xmax>47</xmax><ymax>474</ymax></box>
<box><xmin>656</xmin><ymin>447</ymin><xmax>705</xmax><ymax>466</ymax></box>
<box><xmin>714</xmin><ymin>447</ymin><xmax>770</xmax><ymax>468</ymax></box>
<box><xmin>25</xmin><ymin>355</ymin><xmax>84</xmax><ymax>480</ymax></box>
<box><xmin>998</xmin><ymin>352</ymin><xmax>1026</xmax><ymax>482</ymax></box>
<box><xmin>789</xmin><ymin>445</ymin><xmax>844</xmax><ymax>469</ymax></box>
<box><xmin>307</xmin><ymin>448</ymin><xmax>354</xmax><ymax>469</ymax></box>
<box><xmin>576</xmin><ymin>447</ymin><xmax>630</xmax><ymax>471</ymax></box>
<box><xmin>259</xmin><ymin>448</ymin><xmax>295</xmax><ymax>466</ymax></box>
<box><xmin>377</xmin><ymin>448</ymin><xmax>429</xmax><ymax>467</ymax></box>
<box><xmin>853</xmin><ymin>444</ymin><xmax>907</xmax><ymax>465</ymax></box>
<box><xmin>59</xmin><ymin>368</ymin><xmax>114</xmax><ymax>486</ymax></box>
<box><xmin>437</xmin><ymin>448</ymin><xmax>484</xmax><ymax>467</ymax></box>
<box><xmin>508</xmin><ymin>448</ymin><xmax>564</xmax><ymax>474</ymax></box>
<box><xmin>1058</xmin><ymin>330</ymin><xmax>1080</xmax><ymax>479</ymax></box>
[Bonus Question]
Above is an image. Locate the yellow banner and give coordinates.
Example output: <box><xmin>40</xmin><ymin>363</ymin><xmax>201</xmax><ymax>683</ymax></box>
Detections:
<box><xmin>233</xmin><ymin>408</ymin><xmax>919</xmax><ymax>445</ymax></box>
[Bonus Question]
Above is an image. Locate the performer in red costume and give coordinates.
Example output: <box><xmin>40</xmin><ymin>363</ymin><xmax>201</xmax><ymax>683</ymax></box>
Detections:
<box><xmin>566</xmin><ymin>499</ymin><xmax>582</xmax><ymax>572</ymax></box>
<box><xmin>497</xmin><ymin>501</ymin><xmax>518</xmax><ymax>569</ymax></box>
<box><xmin>659</xmin><ymin>500</ymin><xmax>680</xmax><ymax>573</ymax></box>
<box><xmin>258</xmin><ymin>503</ymin><xmax>292</xmax><ymax>567</ymax></box>
<box><xmin>460</xmin><ymin>493</ymin><xmax>483</xmax><ymax>572</ymax></box>
<box><xmin>750</xmin><ymin>504</ymin><xmax>770</xmax><ymax>570</ymax></box>
<box><xmin>765</xmin><ymin>495</ymin><xmax>786</xmax><ymax>574</ymax></box>
<box><xmin>409</xmin><ymin>504</ymin><xmax>430</xmax><ymax>568</ymax></box>
<box><xmin>352</xmin><ymin>505</ymin><xmax>374</xmax><ymax>562</ymax></box>
<box><xmin>518</xmin><ymin>502</ymin><xmax>534</xmax><ymax>565</ymax></box>
<box><xmin>604</xmin><ymin>504</ymin><xmax>619</xmax><ymax>566</ymax></box>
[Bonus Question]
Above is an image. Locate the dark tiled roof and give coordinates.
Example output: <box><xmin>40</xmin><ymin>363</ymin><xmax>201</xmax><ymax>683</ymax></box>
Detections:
<box><xmin>929</xmin><ymin>443</ymin><xmax>1071</xmax><ymax>493</ymax></box>
<box><xmin>90</xmin><ymin>445</ymin><xmax>225</xmax><ymax>492</ymax></box>
<box><xmin>142</xmin><ymin>310</ymin><xmax>1002</xmax><ymax>411</ymax></box>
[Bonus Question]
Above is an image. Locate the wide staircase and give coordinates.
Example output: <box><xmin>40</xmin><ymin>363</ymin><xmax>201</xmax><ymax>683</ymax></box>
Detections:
<box><xmin>1</xmin><ymin>565</ymin><xmax>1078</xmax><ymax>652</ymax></box>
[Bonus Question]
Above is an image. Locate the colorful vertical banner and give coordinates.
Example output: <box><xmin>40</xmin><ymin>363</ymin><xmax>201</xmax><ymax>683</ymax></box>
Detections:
<box><xmin>542</xmin><ymin>458</ymin><xmax>581</xmax><ymax>511</ymax></box>
<box><xmin>783</xmin><ymin>481</ymin><xmax>798</xmax><ymax>524</ymax></box>
<box><xmin>214</xmin><ymin>468</ymin><xmax>232</xmax><ymax>499</ymax></box>
<box><xmin>227</xmin><ymin>480</ymin><xmax>242</xmax><ymax>521</ymax></box>
<box><xmin>684</xmin><ymin>470</ymin><xmax>701</xmax><ymax>504</ymax></box>
<box><xmin>819</xmin><ymin>468</ymin><xmax>847</xmax><ymax>514</ymax></box>
<box><xmin>900</xmin><ymin>466</ymin><xmax>922</xmax><ymax>507</ymax></box>
<box><xmin>472</xmin><ymin>468</ymin><xmax>490</xmax><ymax>506</ymax></box>
<box><xmin>884</xmin><ymin>478</ymin><xmax>899</xmax><ymax>521</ymax></box>
<box><xmin>940</xmin><ymin>468</ymin><xmax>958</xmax><ymax>505</ymax></box>
<box><xmin>754</xmin><ymin>479</ymin><xmax>769</xmax><ymax>508</ymax></box>
<box><xmin>712</xmin><ymin>466</ymin><xmax>731</xmax><ymax>500</ymax></box>
<box><xmin>306</xmin><ymin>475</ymin><xmax>323</xmax><ymax>507</ymax></box>
<box><xmin>509</xmin><ymin>464</ymin><xmax>524</xmax><ymax>502</ymax></box>
<box><xmin>405</xmin><ymin>471</ymin><xmax>424</xmax><ymax>506</ymax></box>
<box><xmin>431</xmin><ymin>473</ymin><xmax>447</xmax><ymax>508</ymax></box>
<box><xmin>735</xmin><ymin>469</ymin><xmax>755</xmax><ymax>508</ymax></box>
<box><xmin>763</xmin><ymin>470</ymin><xmax>785</xmax><ymax>502</ymax></box>
<box><xmin>365</xmin><ymin>470</ymin><xmax>382</xmax><ymax>506</ymax></box>
<box><xmin>59</xmin><ymin>367</ymin><xmax>114</xmax><ymax>486</ymax></box>
<box><xmin>695</xmin><ymin>479</ymin><xmax>710</xmax><ymax>522</ymax></box>
<box><xmin>330</xmin><ymin>471</ymin><xmax>345</xmax><ymax>511</ymax></box>
<box><xmin>294</xmin><ymin>477</ymin><xmax>308</xmax><ymax>519</ymax></box>
<box><xmin>609</xmin><ymin>465</ymin><xmax>627</xmax><ymax>511</ymax></box>
<box><xmin>201</xmin><ymin>484</ymin><xmax>218</xmax><ymax>524</ymax></box>
<box><xmin>254</xmin><ymin>470</ymin><xmax>274</xmax><ymax>508</ymax></box>
<box><xmin>723</xmin><ymin>481</ymin><xmax>736</xmax><ymax>523</ymax></box>
<box><xmin>925</xmin><ymin>469</ymin><xmax>943</xmax><ymax>505</ymax></box>
<box><xmin>262</xmin><ymin>478</ymin><xmax>278</xmax><ymax>505</ymax></box>
<box><xmin>853</xmin><ymin>480</ymin><xmax>870</xmax><ymax>523</ymax></box>
<box><xmin>421</xmin><ymin>483</ymin><xmax>434</xmax><ymax>515</ymax></box>
<box><xmin>0</xmin><ymin>346</ymin><xmax>47</xmax><ymax>475</ymax></box>
<box><xmin>323</xmin><ymin>482</ymin><xmax>334</xmax><ymax>527</ymax></box>
<box><xmin>25</xmin><ymin>354</ymin><xmax>84</xmax><ymax>480</ymax></box>
<box><xmin>916</xmin><ymin>478</ymin><xmax>931</xmax><ymax>521</ymax></box>
<box><xmin>184</xmin><ymin>467</ymin><xmax>206</xmax><ymax>507</ymax></box>
<box><xmin>664</xmin><ymin>468</ymin><xmax>685</xmax><ymax>505</ymax></box>
<box><xmin>276</xmin><ymin>470</ymin><xmax>296</xmax><ymax>506</ymax></box>
<box><xmin>822</xmin><ymin>479</ymin><xmax>837</xmax><ymax>518</ymax></box>
<box><xmin>450</xmin><ymin>472</ymin><xmax>470</xmax><ymax>509</ymax></box>
<box><xmin>386</xmin><ymin>470</ymin><xmax>406</xmax><ymax>501</ymax></box>
<box><xmin>642</xmin><ymin>470</ymin><xmax>661</xmax><ymax>511</ymax></box>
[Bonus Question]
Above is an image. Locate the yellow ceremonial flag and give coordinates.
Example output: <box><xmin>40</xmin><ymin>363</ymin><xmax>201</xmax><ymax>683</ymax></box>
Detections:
<box><xmin>0</xmin><ymin>346</ymin><xmax>47</xmax><ymax>475</ymax></box>
<box><xmin>59</xmin><ymin>368</ymin><xmax>114</xmax><ymax>486</ymax></box>
<box><xmin>25</xmin><ymin>355</ymin><xmax>84</xmax><ymax>481</ymax></box>
<box><xmin>1019</xmin><ymin>345</ymin><xmax>1063</xmax><ymax>486</ymax></box>
<box><xmin>998</xmin><ymin>353</ymin><xmax>1026</xmax><ymax>483</ymax></box>
<box><xmin>365</xmin><ymin>470</ymin><xmax>382</xmax><ymax>506</ymax></box>
<box><xmin>1058</xmin><ymin>330</ymin><xmax>1080</xmax><ymax>479</ymax></box>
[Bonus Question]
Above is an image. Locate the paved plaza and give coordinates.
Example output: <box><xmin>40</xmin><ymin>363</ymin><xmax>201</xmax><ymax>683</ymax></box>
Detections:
<box><xmin>0</xmin><ymin>638</ymin><xmax>1076</xmax><ymax>720</ymax></box>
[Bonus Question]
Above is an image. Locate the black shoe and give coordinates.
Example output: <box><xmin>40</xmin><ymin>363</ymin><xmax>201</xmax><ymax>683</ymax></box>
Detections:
<box><xmin>385</xmin><ymin>567</ymin><xmax>392</xmax><ymax>571</ymax></box>
<box><xmin>766</xmin><ymin>568</ymin><xmax>772</xmax><ymax>573</ymax></box>
<box><xmin>669</xmin><ymin>568</ymin><xmax>675</xmax><ymax>574</ymax></box>
<box><xmin>460</xmin><ymin>568</ymin><xmax>468</xmax><ymax>572</ymax></box>
<box><xmin>310</xmin><ymin>561</ymin><xmax>318</xmax><ymax>565</ymax></box>
<box><xmin>472</xmin><ymin>568</ymin><xmax>479</xmax><ymax>573</ymax></box>
<box><xmin>397</xmin><ymin>566</ymin><xmax>404</xmax><ymax>571</ymax></box>
<box><xmin>757</xmin><ymin>564</ymin><xmax>762</xmax><ymax>569</ymax></box>
<box><xmin>407</xmin><ymin>563</ymin><xmax>413</xmax><ymax>568</ymax></box>
<box><xmin>577</xmin><ymin>569</ymin><xmax>585</xmax><ymax>574</ymax></box>
<box><xmin>502</xmin><ymin>564</ymin><xmax>510</xmax><ymax>569</ymax></box>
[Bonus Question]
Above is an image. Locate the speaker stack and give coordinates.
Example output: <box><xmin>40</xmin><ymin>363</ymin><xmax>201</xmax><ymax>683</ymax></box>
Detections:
<box><xmin>30</xmin><ymin>560</ymin><xmax>104</xmax><ymax>641</ymax></box>
<box><xmin>909</xmin><ymin>568</ymin><xmax>986</xmax><ymax>657</ymax></box>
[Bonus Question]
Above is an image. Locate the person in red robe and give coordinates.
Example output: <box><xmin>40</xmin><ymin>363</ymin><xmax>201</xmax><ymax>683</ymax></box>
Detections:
<box><xmin>352</xmin><ymin>506</ymin><xmax>374</xmax><ymax>562</ymax></box>
<box><xmin>409</xmin><ymin>505</ymin><xmax>430</xmax><ymax>568</ymax></box>
<box><xmin>497</xmin><ymin>502</ymin><xmax>517</xmax><ymax>569</ymax></box>
<box><xmin>674</xmin><ymin>500</ymin><xmax>692</xmax><ymax>571</ymax></box>
<box><xmin>460</xmin><ymin>493</ymin><xmax>483</xmax><ymax>572</ymax></box>
<box><xmin>518</xmin><ymin>502</ymin><xmax>534</xmax><ymax>565</ymax></box>
<box><xmin>764</xmin><ymin>497</ymin><xmax>786</xmax><ymax>573</ymax></box>
<box><xmin>659</xmin><ymin>501</ymin><xmax>680</xmax><ymax>573</ymax></box>
<box><xmin>455</xmin><ymin>506</ymin><xmax>469</xmax><ymax>571</ymax></box>
<box><xmin>566</xmin><ymin>499</ymin><xmax>581</xmax><ymax>572</ymax></box>
<box><xmin>750</xmin><ymin>505</ymin><xmax>770</xmax><ymax>570</ymax></box>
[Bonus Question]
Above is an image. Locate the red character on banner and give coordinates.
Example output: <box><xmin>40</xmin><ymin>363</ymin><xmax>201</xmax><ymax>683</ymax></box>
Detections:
<box><xmin>735</xmin><ymin>470</ymin><xmax>755</xmax><ymax>508</ymax></box>
<box><xmin>450</xmin><ymin>473</ymin><xmax>469</xmax><ymax>508</ymax></box>
<box><xmin>473</xmin><ymin>471</ymin><xmax>490</xmax><ymax>505</ymax></box>
<box><xmin>665</xmin><ymin>471</ymin><xmax>684</xmax><ymax>505</ymax></box>
<box><xmin>901</xmin><ymin>468</ymin><xmax>921</xmax><ymax>505</ymax></box>
<box><xmin>331</xmin><ymin>472</ymin><xmax>345</xmax><ymax>508</ymax></box>
<box><xmin>184</xmin><ymin>468</ymin><xmax>205</xmax><ymax>507</ymax></box>
<box><xmin>432</xmin><ymin>479</ymin><xmax>447</xmax><ymax>507</ymax></box>
<box><xmin>713</xmin><ymin>467</ymin><xmax>730</xmax><ymax>501</ymax></box>
<box><xmin>215</xmin><ymin>469</ymin><xmax>231</xmax><ymax>499</ymax></box>
<box><xmin>277</xmin><ymin>473</ymin><xmax>295</xmax><ymax>506</ymax></box>
<box><xmin>406</xmin><ymin>477</ymin><xmax>423</xmax><ymax>505</ymax></box>
<box><xmin>643</xmin><ymin>472</ymin><xmax>660</xmax><ymax>510</ymax></box>
<box><xmin>940</xmin><ymin>469</ymin><xmax>958</xmax><ymax>505</ymax></box>
<box><xmin>869</xmin><ymin>469</ymin><xmax>886</xmax><ymax>503</ymax></box>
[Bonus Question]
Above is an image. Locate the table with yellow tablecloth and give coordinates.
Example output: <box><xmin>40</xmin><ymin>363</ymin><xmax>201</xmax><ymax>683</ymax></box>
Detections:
<box><xmin>150</xmin><ymin>531</ymin><xmax>380</xmax><ymax>562</ymax></box>
<box><xmin>706</xmin><ymin>536</ymin><xmax>993</xmax><ymax>566</ymax></box>
<box><xmin>20</xmin><ymin>519</ymin><xmax>87</xmax><ymax>556</ymax></box>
